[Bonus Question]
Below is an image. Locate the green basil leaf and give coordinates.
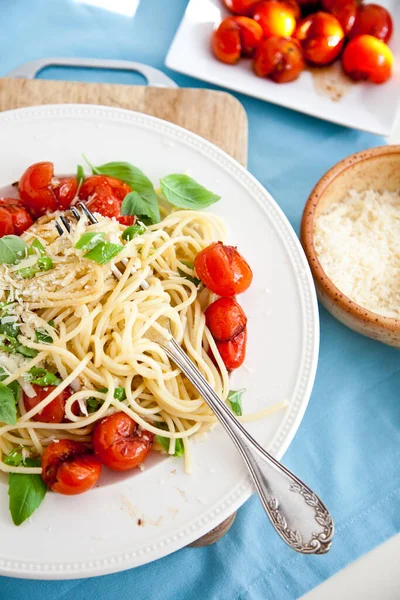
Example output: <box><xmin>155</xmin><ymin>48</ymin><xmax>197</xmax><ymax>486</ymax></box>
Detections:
<box><xmin>155</xmin><ymin>423</ymin><xmax>184</xmax><ymax>457</ymax></box>
<box><xmin>160</xmin><ymin>175</ymin><xmax>220</xmax><ymax>210</ymax></box>
<box><xmin>177</xmin><ymin>264</ymin><xmax>201</xmax><ymax>287</ymax></box>
<box><xmin>8</xmin><ymin>468</ymin><xmax>47</xmax><ymax>526</ymax></box>
<box><xmin>29</xmin><ymin>239</ymin><xmax>45</xmax><ymax>257</ymax></box>
<box><xmin>16</xmin><ymin>345</ymin><xmax>38</xmax><ymax>358</ymax></box>
<box><xmin>75</xmin><ymin>232</ymin><xmax>106</xmax><ymax>251</ymax></box>
<box><xmin>98</xmin><ymin>386</ymin><xmax>126</xmax><ymax>401</ymax></box>
<box><xmin>121</xmin><ymin>191</ymin><xmax>160</xmax><ymax>225</ymax></box>
<box><xmin>77</xmin><ymin>164</ymin><xmax>85</xmax><ymax>186</ymax></box>
<box><xmin>84</xmin><ymin>241</ymin><xmax>123</xmax><ymax>265</ymax></box>
<box><xmin>85</xmin><ymin>158</ymin><xmax>160</xmax><ymax>224</ymax></box>
<box><xmin>27</xmin><ymin>367</ymin><xmax>61</xmax><ymax>387</ymax></box>
<box><xmin>9</xmin><ymin>381</ymin><xmax>20</xmax><ymax>403</ymax></box>
<box><xmin>0</xmin><ymin>321</ymin><xmax>19</xmax><ymax>337</ymax></box>
<box><xmin>3</xmin><ymin>448</ymin><xmax>24</xmax><ymax>467</ymax></box>
<box><xmin>0</xmin><ymin>382</ymin><xmax>17</xmax><ymax>425</ymax></box>
<box><xmin>0</xmin><ymin>236</ymin><xmax>28</xmax><ymax>265</ymax></box>
<box><xmin>121</xmin><ymin>223</ymin><xmax>146</xmax><ymax>241</ymax></box>
<box><xmin>228</xmin><ymin>389</ymin><xmax>245</xmax><ymax>417</ymax></box>
<box><xmin>37</xmin><ymin>257</ymin><xmax>53</xmax><ymax>271</ymax></box>
<box><xmin>35</xmin><ymin>328</ymin><xmax>53</xmax><ymax>344</ymax></box>
<box><xmin>0</xmin><ymin>366</ymin><xmax>7</xmax><ymax>381</ymax></box>
<box><xmin>0</xmin><ymin>334</ymin><xmax>19</xmax><ymax>354</ymax></box>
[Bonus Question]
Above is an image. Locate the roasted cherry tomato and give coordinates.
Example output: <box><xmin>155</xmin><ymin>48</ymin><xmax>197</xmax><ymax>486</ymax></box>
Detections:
<box><xmin>0</xmin><ymin>198</ymin><xmax>33</xmax><ymax>238</ymax></box>
<box><xmin>223</xmin><ymin>0</ymin><xmax>262</xmax><ymax>15</ymax></box>
<box><xmin>321</xmin><ymin>0</ymin><xmax>357</xmax><ymax>34</ymax></box>
<box><xmin>23</xmin><ymin>385</ymin><xmax>72</xmax><ymax>424</ymax></box>
<box><xmin>79</xmin><ymin>175</ymin><xmax>134</xmax><ymax>226</ymax></box>
<box><xmin>194</xmin><ymin>242</ymin><xmax>253</xmax><ymax>297</ymax></box>
<box><xmin>296</xmin><ymin>12</ymin><xmax>345</xmax><ymax>65</ymax></box>
<box><xmin>19</xmin><ymin>162</ymin><xmax>78</xmax><ymax>218</ymax></box>
<box><xmin>349</xmin><ymin>3</ymin><xmax>393</xmax><ymax>43</ymax></box>
<box><xmin>216</xmin><ymin>328</ymin><xmax>247</xmax><ymax>370</ymax></box>
<box><xmin>252</xmin><ymin>1</ymin><xmax>298</xmax><ymax>38</ymax></box>
<box><xmin>41</xmin><ymin>439</ymin><xmax>101</xmax><ymax>495</ymax></box>
<box><xmin>253</xmin><ymin>36</ymin><xmax>305</xmax><ymax>83</ymax></box>
<box><xmin>342</xmin><ymin>34</ymin><xmax>393</xmax><ymax>83</ymax></box>
<box><xmin>212</xmin><ymin>18</ymin><xmax>242</xmax><ymax>64</ymax></box>
<box><xmin>233</xmin><ymin>16</ymin><xmax>264</xmax><ymax>56</ymax></box>
<box><xmin>93</xmin><ymin>413</ymin><xmax>154</xmax><ymax>472</ymax></box>
<box><xmin>206</xmin><ymin>297</ymin><xmax>247</xmax><ymax>342</ymax></box>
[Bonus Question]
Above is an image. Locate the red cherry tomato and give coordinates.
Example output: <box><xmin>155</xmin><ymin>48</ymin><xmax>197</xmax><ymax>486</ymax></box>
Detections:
<box><xmin>253</xmin><ymin>36</ymin><xmax>305</xmax><ymax>83</ymax></box>
<box><xmin>216</xmin><ymin>328</ymin><xmax>247</xmax><ymax>370</ymax></box>
<box><xmin>321</xmin><ymin>0</ymin><xmax>357</xmax><ymax>34</ymax></box>
<box><xmin>252</xmin><ymin>1</ymin><xmax>298</xmax><ymax>38</ymax></box>
<box><xmin>23</xmin><ymin>385</ymin><xmax>72</xmax><ymax>424</ymax></box>
<box><xmin>296</xmin><ymin>11</ymin><xmax>345</xmax><ymax>65</ymax></box>
<box><xmin>234</xmin><ymin>16</ymin><xmax>265</xmax><ymax>56</ymax></box>
<box><xmin>349</xmin><ymin>3</ymin><xmax>393</xmax><ymax>43</ymax></box>
<box><xmin>194</xmin><ymin>242</ymin><xmax>253</xmax><ymax>297</ymax></box>
<box><xmin>93</xmin><ymin>413</ymin><xmax>154</xmax><ymax>472</ymax></box>
<box><xmin>212</xmin><ymin>18</ymin><xmax>242</xmax><ymax>64</ymax></box>
<box><xmin>205</xmin><ymin>297</ymin><xmax>247</xmax><ymax>342</ymax></box>
<box><xmin>0</xmin><ymin>198</ymin><xmax>33</xmax><ymax>237</ymax></box>
<box><xmin>41</xmin><ymin>439</ymin><xmax>101</xmax><ymax>495</ymax></box>
<box><xmin>223</xmin><ymin>0</ymin><xmax>262</xmax><ymax>15</ymax></box>
<box><xmin>342</xmin><ymin>34</ymin><xmax>393</xmax><ymax>83</ymax></box>
<box><xmin>79</xmin><ymin>175</ymin><xmax>134</xmax><ymax>226</ymax></box>
<box><xmin>19</xmin><ymin>162</ymin><xmax>78</xmax><ymax>218</ymax></box>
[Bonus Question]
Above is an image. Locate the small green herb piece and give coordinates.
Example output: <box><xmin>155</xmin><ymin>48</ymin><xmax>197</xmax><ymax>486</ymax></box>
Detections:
<box><xmin>155</xmin><ymin>434</ymin><xmax>184</xmax><ymax>457</ymax></box>
<box><xmin>18</xmin><ymin>266</ymin><xmax>37</xmax><ymax>279</ymax></box>
<box><xmin>0</xmin><ymin>236</ymin><xmax>28</xmax><ymax>265</ymax></box>
<box><xmin>0</xmin><ymin>321</ymin><xmax>19</xmax><ymax>338</ymax></box>
<box><xmin>84</xmin><ymin>241</ymin><xmax>123</xmax><ymax>265</ymax></box>
<box><xmin>83</xmin><ymin>157</ymin><xmax>160</xmax><ymax>225</ymax></box>
<box><xmin>35</xmin><ymin>328</ymin><xmax>53</xmax><ymax>344</ymax></box>
<box><xmin>3</xmin><ymin>447</ymin><xmax>25</xmax><ymax>467</ymax></box>
<box><xmin>77</xmin><ymin>164</ymin><xmax>85</xmax><ymax>186</ymax></box>
<box><xmin>177</xmin><ymin>262</ymin><xmax>201</xmax><ymax>287</ymax></box>
<box><xmin>37</xmin><ymin>257</ymin><xmax>53</xmax><ymax>271</ymax></box>
<box><xmin>160</xmin><ymin>175</ymin><xmax>220</xmax><ymax>210</ymax></box>
<box><xmin>0</xmin><ymin>334</ymin><xmax>19</xmax><ymax>353</ymax></box>
<box><xmin>29</xmin><ymin>239</ymin><xmax>46</xmax><ymax>257</ymax></box>
<box><xmin>87</xmin><ymin>397</ymin><xmax>103</xmax><ymax>413</ymax></box>
<box><xmin>75</xmin><ymin>232</ymin><xmax>106</xmax><ymax>251</ymax></box>
<box><xmin>228</xmin><ymin>389</ymin><xmax>245</xmax><ymax>417</ymax></box>
<box><xmin>16</xmin><ymin>345</ymin><xmax>38</xmax><ymax>358</ymax></box>
<box><xmin>0</xmin><ymin>382</ymin><xmax>17</xmax><ymax>425</ymax></box>
<box><xmin>121</xmin><ymin>223</ymin><xmax>146</xmax><ymax>241</ymax></box>
<box><xmin>27</xmin><ymin>367</ymin><xmax>61</xmax><ymax>387</ymax></box>
<box><xmin>98</xmin><ymin>386</ymin><xmax>126</xmax><ymax>401</ymax></box>
<box><xmin>8</xmin><ymin>455</ymin><xmax>46</xmax><ymax>525</ymax></box>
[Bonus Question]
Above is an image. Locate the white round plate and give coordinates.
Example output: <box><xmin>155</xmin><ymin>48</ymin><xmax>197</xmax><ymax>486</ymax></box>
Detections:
<box><xmin>0</xmin><ymin>105</ymin><xmax>319</xmax><ymax>579</ymax></box>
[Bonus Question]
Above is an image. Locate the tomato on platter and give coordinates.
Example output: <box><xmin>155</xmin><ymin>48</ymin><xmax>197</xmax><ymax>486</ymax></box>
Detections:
<box><xmin>0</xmin><ymin>198</ymin><xmax>33</xmax><ymax>238</ymax></box>
<box><xmin>206</xmin><ymin>297</ymin><xmax>247</xmax><ymax>342</ymax></box>
<box><xmin>252</xmin><ymin>1</ymin><xmax>298</xmax><ymax>38</ymax></box>
<box><xmin>223</xmin><ymin>0</ymin><xmax>262</xmax><ymax>15</ymax></box>
<box><xmin>349</xmin><ymin>3</ymin><xmax>393</xmax><ymax>43</ymax></box>
<box><xmin>79</xmin><ymin>175</ymin><xmax>134</xmax><ymax>226</ymax></box>
<box><xmin>321</xmin><ymin>0</ymin><xmax>357</xmax><ymax>34</ymax></box>
<box><xmin>342</xmin><ymin>34</ymin><xmax>393</xmax><ymax>83</ymax></box>
<box><xmin>296</xmin><ymin>11</ymin><xmax>345</xmax><ymax>65</ymax></box>
<box><xmin>19</xmin><ymin>162</ymin><xmax>78</xmax><ymax>218</ymax></box>
<box><xmin>233</xmin><ymin>16</ymin><xmax>264</xmax><ymax>56</ymax></box>
<box><xmin>93</xmin><ymin>412</ymin><xmax>154</xmax><ymax>471</ymax></box>
<box><xmin>194</xmin><ymin>242</ymin><xmax>253</xmax><ymax>297</ymax></box>
<box><xmin>216</xmin><ymin>328</ymin><xmax>247</xmax><ymax>370</ymax></box>
<box><xmin>253</xmin><ymin>36</ymin><xmax>305</xmax><ymax>82</ymax></box>
<box><xmin>212</xmin><ymin>17</ymin><xmax>263</xmax><ymax>63</ymax></box>
<box><xmin>23</xmin><ymin>385</ymin><xmax>73</xmax><ymax>424</ymax></box>
<box><xmin>41</xmin><ymin>439</ymin><xmax>101</xmax><ymax>495</ymax></box>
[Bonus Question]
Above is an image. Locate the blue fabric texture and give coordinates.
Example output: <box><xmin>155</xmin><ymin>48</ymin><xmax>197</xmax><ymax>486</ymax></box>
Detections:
<box><xmin>1</xmin><ymin>1</ymin><xmax>400</xmax><ymax>598</ymax></box>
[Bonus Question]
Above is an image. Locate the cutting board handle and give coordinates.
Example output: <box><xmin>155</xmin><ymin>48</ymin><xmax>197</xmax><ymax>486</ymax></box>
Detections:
<box><xmin>7</xmin><ymin>58</ymin><xmax>177</xmax><ymax>88</ymax></box>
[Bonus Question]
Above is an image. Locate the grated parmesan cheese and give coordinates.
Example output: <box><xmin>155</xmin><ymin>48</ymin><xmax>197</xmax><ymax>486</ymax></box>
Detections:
<box><xmin>314</xmin><ymin>189</ymin><xmax>400</xmax><ymax>318</ymax></box>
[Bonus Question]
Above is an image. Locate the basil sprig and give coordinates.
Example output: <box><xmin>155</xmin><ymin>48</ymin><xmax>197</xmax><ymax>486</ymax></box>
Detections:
<box><xmin>84</xmin><ymin>157</ymin><xmax>160</xmax><ymax>224</ymax></box>
<box><xmin>160</xmin><ymin>174</ymin><xmax>220</xmax><ymax>210</ymax></box>
<box><xmin>0</xmin><ymin>236</ymin><xmax>27</xmax><ymax>265</ymax></box>
<box><xmin>4</xmin><ymin>450</ymin><xmax>47</xmax><ymax>526</ymax></box>
<box><xmin>228</xmin><ymin>389</ymin><xmax>245</xmax><ymax>417</ymax></box>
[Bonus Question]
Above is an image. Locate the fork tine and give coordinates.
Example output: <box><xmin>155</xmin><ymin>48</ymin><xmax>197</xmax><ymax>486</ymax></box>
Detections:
<box><xmin>70</xmin><ymin>206</ymin><xmax>81</xmax><ymax>221</ymax></box>
<box><xmin>55</xmin><ymin>220</ymin><xmax>64</xmax><ymax>236</ymax></box>
<box><xmin>60</xmin><ymin>215</ymin><xmax>71</xmax><ymax>233</ymax></box>
<box><xmin>78</xmin><ymin>202</ymin><xmax>98</xmax><ymax>224</ymax></box>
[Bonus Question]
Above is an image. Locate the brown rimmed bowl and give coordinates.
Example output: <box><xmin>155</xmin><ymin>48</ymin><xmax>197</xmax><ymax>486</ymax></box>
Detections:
<box><xmin>300</xmin><ymin>145</ymin><xmax>400</xmax><ymax>347</ymax></box>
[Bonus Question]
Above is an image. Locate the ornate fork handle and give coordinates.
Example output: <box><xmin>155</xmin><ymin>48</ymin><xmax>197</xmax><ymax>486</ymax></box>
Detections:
<box><xmin>162</xmin><ymin>337</ymin><xmax>334</xmax><ymax>554</ymax></box>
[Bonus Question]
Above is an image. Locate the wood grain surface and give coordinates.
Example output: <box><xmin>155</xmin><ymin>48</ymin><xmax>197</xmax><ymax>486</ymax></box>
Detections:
<box><xmin>0</xmin><ymin>75</ymin><xmax>248</xmax><ymax>547</ymax></box>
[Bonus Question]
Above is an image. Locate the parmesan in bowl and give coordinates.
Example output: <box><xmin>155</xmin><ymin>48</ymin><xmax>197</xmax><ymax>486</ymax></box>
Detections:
<box><xmin>301</xmin><ymin>145</ymin><xmax>400</xmax><ymax>347</ymax></box>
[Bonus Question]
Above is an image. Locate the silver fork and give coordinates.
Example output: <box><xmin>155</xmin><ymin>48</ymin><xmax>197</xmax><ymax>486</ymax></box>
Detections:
<box><xmin>55</xmin><ymin>205</ymin><xmax>334</xmax><ymax>554</ymax></box>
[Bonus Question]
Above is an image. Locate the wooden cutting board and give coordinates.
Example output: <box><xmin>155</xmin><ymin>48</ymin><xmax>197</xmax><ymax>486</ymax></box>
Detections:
<box><xmin>0</xmin><ymin>76</ymin><xmax>248</xmax><ymax>547</ymax></box>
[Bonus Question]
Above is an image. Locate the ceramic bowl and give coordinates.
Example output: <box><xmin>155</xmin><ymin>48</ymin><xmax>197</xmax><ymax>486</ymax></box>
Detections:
<box><xmin>300</xmin><ymin>145</ymin><xmax>400</xmax><ymax>347</ymax></box>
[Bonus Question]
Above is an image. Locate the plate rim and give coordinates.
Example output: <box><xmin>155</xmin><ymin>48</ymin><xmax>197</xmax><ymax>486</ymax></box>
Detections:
<box><xmin>0</xmin><ymin>104</ymin><xmax>319</xmax><ymax>579</ymax></box>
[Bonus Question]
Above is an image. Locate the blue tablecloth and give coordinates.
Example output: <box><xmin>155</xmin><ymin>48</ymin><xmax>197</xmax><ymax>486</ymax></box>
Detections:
<box><xmin>1</xmin><ymin>1</ymin><xmax>400</xmax><ymax>598</ymax></box>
